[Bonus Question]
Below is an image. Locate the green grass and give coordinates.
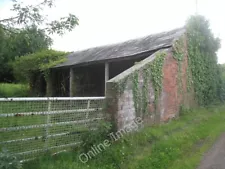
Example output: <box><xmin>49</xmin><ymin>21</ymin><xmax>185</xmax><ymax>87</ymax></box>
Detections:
<box><xmin>22</xmin><ymin>105</ymin><xmax>225</xmax><ymax>169</ymax></box>
<box><xmin>0</xmin><ymin>83</ymin><xmax>29</xmax><ymax>97</ymax></box>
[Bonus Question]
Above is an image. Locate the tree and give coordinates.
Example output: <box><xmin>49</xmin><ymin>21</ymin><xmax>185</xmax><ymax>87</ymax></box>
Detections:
<box><xmin>0</xmin><ymin>25</ymin><xmax>52</xmax><ymax>82</ymax></box>
<box><xmin>186</xmin><ymin>15</ymin><xmax>222</xmax><ymax>105</ymax></box>
<box><xmin>218</xmin><ymin>64</ymin><xmax>225</xmax><ymax>101</ymax></box>
<box><xmin>0</xmin><ymin>0</ymin><xmax>79</xmax><ymax>35</ymax></box>
<box><xmin>7</xmin><ymin>25</ymin><xmax>52</xmax><ymax>57</ymax></box>
<box><xmin>0</xmin><ymin>0</ymin><xmax>78</xmax><ymax>82</ymax></box>
<box><xmin>0</xmin><ymin>26</ymin><xmax>11</xmax><ymax>81</ymax></box>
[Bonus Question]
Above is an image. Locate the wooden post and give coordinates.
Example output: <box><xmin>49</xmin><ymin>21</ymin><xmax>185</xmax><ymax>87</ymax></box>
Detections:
<box><xmin>46</xmin><ymin>70</ymin><xmax>55</xmax><ymax>97</ymax></box>
<box><xmin>105</xmin><ymin>62</ymin><xmax>109</xmax><ymax>95</ymax></box>
<box><xmin>69</xmin><ymin>68</ymin><xmax>74</xmax><ymax>97</ymax></box>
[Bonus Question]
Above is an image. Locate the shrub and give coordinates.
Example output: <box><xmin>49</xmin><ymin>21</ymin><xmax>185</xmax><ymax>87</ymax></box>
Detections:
<box><xmin>12</xmin><ymin>50</ymin><xmax>67</xmax><ymax>96</ymax></box>
<box><xmin>12</xmin><ymin>50</ymin><xmax>67</xmax><ymax>82</ymax></box>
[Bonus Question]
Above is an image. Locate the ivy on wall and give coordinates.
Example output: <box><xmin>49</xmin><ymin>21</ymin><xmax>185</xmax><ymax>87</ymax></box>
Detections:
<box><xmin>116</xmin><ymin>51</ymin><xmax>166</xmax><ymax>117</ymax></box>
<box><xmin>113</xmin><ymin>15</ymin><xmax>222</xmax><ymax>125</ymax></box>
<box><xmin>134</xmin><ymin>51</ymin><xmax>166</xmax><ymax>116</ymax></box>
<box><xmin>186</xmin><ymin>15</ymin><xmax>222</xmax><ymax>105</ymax></box>
<box><xmin>132</xmin><ymin>70</ymin><xmax>141</xmax><ymax>116</ymax></box>
<box><xmin>173</xmin><ymin>36</ymin><xmax>185</xmax><ymax>95</ymax></box>
<box><xmin>149</xmin><ymin>52</ymin><xmax>166</xmax><ymax>107</ymax></box>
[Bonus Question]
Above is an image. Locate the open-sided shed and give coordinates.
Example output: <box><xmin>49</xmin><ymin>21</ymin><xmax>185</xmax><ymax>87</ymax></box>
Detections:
<box><xmin>51</xmin><ymin>28</ymin><xmax>185</xmax><ymax>97</ymax></box>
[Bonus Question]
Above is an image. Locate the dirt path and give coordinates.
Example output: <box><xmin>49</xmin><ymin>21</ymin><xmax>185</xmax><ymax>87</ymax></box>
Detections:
<box><xmin>197</xmin><ymin>133</ymin><xmax>225</xmax><ymax>169</ymax></box>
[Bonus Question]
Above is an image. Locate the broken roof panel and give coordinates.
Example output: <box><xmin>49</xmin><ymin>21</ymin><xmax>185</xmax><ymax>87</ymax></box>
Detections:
<box><xmin>55</xmin><ymin>27</ymin><xmax>185</xmax><ymax>68</ymax></box>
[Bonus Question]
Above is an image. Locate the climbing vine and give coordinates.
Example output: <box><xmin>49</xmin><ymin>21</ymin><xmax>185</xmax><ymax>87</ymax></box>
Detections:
<box><xmin>186</xmin><ymin>15</ymin><xmax>222</xmax><ymax>105</ymax></box>
<box><xmin>186</xmin><ymin>63</ymin><xmax>192</xmax><ymax>92</ymax></box>
<box><xmin>132</xmin><ymin>51</ymin><xmax>166</xmax><ymax>116</ymax></box>
<box><xmin>118</xmin><ymin>75</ymin><xmax>130</xmax><ymax>95</ymax></box>
<box><xmin>149</xmin><ymin>51</ymin><xmax>166</xmax><ymax>106</ymax></box>
<box><xmin>113</xmin><ymin>15</ymin><xmax>222</xmax><ymax>121</ymax></box>
<box><xmin>115</xmin><ymin>51</ymin><xmax>166</xmax><ymax>117</ymax></box>
<box><xmin>142</xmin><ymin>67</ymin><xmax>150</xmax><ymax>115</ymax></box>
<box><xmin>132</xmin><ymin>70</ymin><xmax>141</xmax><ymax>116</ymax></box>
<box><xmin>173</xmin><ymin>36</ymin><xmax>185</xmax><ymax>95</ymax></box>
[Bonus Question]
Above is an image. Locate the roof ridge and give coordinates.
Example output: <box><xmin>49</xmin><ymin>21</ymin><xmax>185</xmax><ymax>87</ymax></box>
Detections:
<box><xmin>72</xmin><ymin>27</ymin><xmax>185</xmax><ymax>54</ymax></box>
<box><xmin>55</xmin><ymin>27</ymin><xmax>185</xmax><ymax>68</ymax></box>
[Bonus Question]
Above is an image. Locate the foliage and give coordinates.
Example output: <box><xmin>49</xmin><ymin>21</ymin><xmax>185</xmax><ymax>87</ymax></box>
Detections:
<box><xmin>219</xmin><ymin>64</ymin><xmax>225</xmax><ymax>80</ymax></box>
<box><xmin>149</xmin><ymin>52</ymin><xmax>166</xmax><ymax>105</ymax></box>
<box><xmin>142</xmin><ymin>67</ymin><xmax>150</xmax><ymax>115</ymax></box>
<box><xmin>173</xmin><ymin>36</ymin><xmax>185</xmax><ymax>94</ymax></box>
<box><xmin>0</xmin><ymin>0</ymin><xmax>78</xmax><ymax>83</ymax></box>
<box><xmin>7</xmin><ymin>25</ymin><xmax>52</xmax><ymax>57</ymax></box>
<box><xmin>12</xmin><ymin>49</ymin><xmax>67</xmax><ymax>82</ymax></box>
<box><xmin>0</xmin><ymin>26</ymin><xmax>12</xmax><ymax>82</ymax></box>
<box><xmin>0</xmin><ymin>83</ymin><xmax>29</xmax><ymax>97</ymax></box>
<box><xmin>12</xmin><ymin>49</ymin><xmax>67</xmax><ymax>95</ymax></box>
<box><xmin>80</xmin><ymin>121</ymin><xmax>112</xmax><ymax>152</ymax></box>
<box><xmin>186</xmin><ymin>15</ymin><xmax>221</xmax><ymax>105</ymax></box>
<box><xmin>115</xmin><ymin>51</ymin><xmax>166</xmax><ymax>118</ymax></box>
<box><xmin>132</xmin><ymin>51</ymin><xmax>166</xmax><ymax>117</ymax></box>
<box><xmin>0</xmin><ymin>0</ymin><xmax>79</xmax><ymax>36</ymax></box>
<box><xmin>0</xmin><ymin>149</ymin><xmax>22</xmax><ymax>169</ymax></box>
<box><xmin>117</xmin><ymin>76</ymin><xmax>129</xmax><ymax>96</ymax></box>
<box><xmin>0</xmin><ymin>25</ymin><xmax>52</xmax><ymax>82</ymax></box>
<box><xmin>22</xmin><ymin>105</ymin><xmax>225</xmax><ymax>169</ymax></box>
<box><xmin>132</xmin><ymin>70</ymin><xmax>141</xmax><ymax>116</ymax></box>
<box><xmin>218</xmin><ymin>64</ymin><xmax>225</xmax><ymax>101</ymax></box>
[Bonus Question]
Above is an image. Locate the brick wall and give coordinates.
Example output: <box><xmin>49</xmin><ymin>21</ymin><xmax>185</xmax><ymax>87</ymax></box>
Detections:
<box><xmin>106</xmin><ymin>45</ymin><xmax>194</xmax><ymax>130</ymax></box>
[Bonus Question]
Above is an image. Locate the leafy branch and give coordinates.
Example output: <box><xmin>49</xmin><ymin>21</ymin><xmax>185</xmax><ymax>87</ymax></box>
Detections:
<box><xmin>0</xmin><ymin>0</ymin><xmax>79</xmax><ymax>35</ymax></box>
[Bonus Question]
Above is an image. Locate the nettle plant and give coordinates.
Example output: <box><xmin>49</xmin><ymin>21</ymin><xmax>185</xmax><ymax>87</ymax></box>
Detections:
<box><xmin>0</xmin><ymin>149</ymin><xmax>22</xmax><ymax>169</ymax></box>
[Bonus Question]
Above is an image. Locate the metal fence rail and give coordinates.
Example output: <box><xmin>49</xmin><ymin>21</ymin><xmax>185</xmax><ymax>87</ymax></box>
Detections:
<box><xmin>0</xmin><ymin>97</ymin><xmax>105</xmax><ymax>160</ymax></box>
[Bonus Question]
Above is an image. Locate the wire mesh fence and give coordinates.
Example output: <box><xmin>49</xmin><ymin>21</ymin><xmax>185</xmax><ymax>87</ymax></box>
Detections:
<box><xmin>0</xmin><ymin>97</ymin><xmax>106</xmax><ymax>160</ymax></box>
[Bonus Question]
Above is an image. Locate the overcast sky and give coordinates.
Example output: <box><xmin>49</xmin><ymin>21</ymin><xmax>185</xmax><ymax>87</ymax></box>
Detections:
<box><xmin>0</xmin><ymin>0</ymin><xmax>225</xmax><ymax>63</ymax></box>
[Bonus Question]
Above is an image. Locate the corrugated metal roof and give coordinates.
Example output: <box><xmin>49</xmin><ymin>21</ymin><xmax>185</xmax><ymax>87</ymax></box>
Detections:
<box><xmin>55</xmin><ymin>27</ymin><xmax>185</xmax><ymax>68</ymax></box>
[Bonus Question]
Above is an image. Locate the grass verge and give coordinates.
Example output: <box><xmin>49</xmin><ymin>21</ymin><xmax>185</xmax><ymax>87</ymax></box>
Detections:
<box><xmin>22</xmin><ymin>105</ymin><xmax>225</xmax><ymax>169</ymax></box>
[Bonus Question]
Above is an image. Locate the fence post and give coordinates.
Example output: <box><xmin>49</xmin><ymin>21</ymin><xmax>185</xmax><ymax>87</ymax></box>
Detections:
<box><xmin>44</xmin><ymin>99</ymin><xmax>51</xmax><ymax>150</ymax></box>
<box><xmin>85</xmin><ymin>100</ymin><xmax>90</xmax><ymax>127</ymax></box>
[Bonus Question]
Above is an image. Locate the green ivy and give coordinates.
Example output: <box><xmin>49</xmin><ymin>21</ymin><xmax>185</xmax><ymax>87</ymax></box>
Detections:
<box><xmin>173</xmin><ymin>36</ymin><xmax>185</xmax><ymax>95</ymax></box>
<box><xmin>114</xmin><ymin>15</ymin><xmax>221</xmax><ymax>119</ymax></box>
<box><xmin>115</xmin><ymin>51</ymin><xmax>166</xmax><ymax>117</ymax></box>
<box><xmin>186</xmin><ymin>15</ymin><xmax>221</xmax><ymax>105</ymax></box>
<box><xmin>149</xmin><ymin>52</ymin><xmax>166</xmax><ymax>106</ymax></box>
<box><xmin>132</xmin><ymin>70</ymin><xmax>141</xmax><ymax>116</ymax></box>
<box><xmin>118</xmin><ymin>75</ymin><xmax>130</xmax><ymax>95</ymax></box>
<box><xmin>132</xmin><ymin>51</ymin><xmax>166</xmax><ymax>116</ymax></box>
<box><xmin>186</xmin><ymin>64</ymin><xmax>192</xmax><ymax>92</ymax></box>
<box><xmin>142</xmin><ymin>67</ymin><xmax>151</xmax><ymax>115</ymax></box>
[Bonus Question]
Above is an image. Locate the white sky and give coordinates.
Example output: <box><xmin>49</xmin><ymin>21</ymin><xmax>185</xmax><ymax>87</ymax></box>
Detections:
<box><xmin>0</xmin><ymin>0</ymin><xmax>225</xmax><ymax>63</ymax></box>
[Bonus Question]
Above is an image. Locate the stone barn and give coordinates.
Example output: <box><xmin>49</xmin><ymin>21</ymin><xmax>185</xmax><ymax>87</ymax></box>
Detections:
<box><xmin>52</xmin><ymin>28</ymin><xmax>195</xmax><ymax>129</ymax></box>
